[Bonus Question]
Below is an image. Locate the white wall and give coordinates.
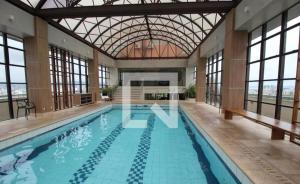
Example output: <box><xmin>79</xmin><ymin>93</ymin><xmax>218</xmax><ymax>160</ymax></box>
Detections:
<box><xmin>98</xmin><ymin>52</ymin><xmax>116</xmax><ymax>67</ymax></box>
<box><xmin>0</xmin><ymin>1</ymin><xmax>34</xmax><ymax>37</ymax></box>
<box><xmin>187</xmin><ymin>48</ymin><xmax>199</xmax><ymax>67</ymax></box>
<box><xmin>48</xmin><ymin>25</ymin><xmax>93</xmax><ymax>59</ymax></box>
<box><xmin>185</xmin><ymin>67</ymin><xmax>195</xmax><ymax>87</ymax></box>
<box><xmin>235</xmin><ymin>0</ymin><xmax>300</xmax><ymax>31</ymax></box>
<box><xmin>116</xmin><ymin>59</ymin><xmax>187</xmax><ymax>68</ymax></box>
<box><xmin>109</xmin><ymin>67</ymin><xmax>118</xmax><ymax>86</ymax></box>
<box><xmin>200</xmin><ymin>21</ymin><xmax>225</xmax><ymax>58</ymax></box>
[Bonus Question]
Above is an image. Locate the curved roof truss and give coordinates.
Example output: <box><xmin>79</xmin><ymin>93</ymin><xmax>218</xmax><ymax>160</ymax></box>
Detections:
<box><xmin>103</xmin><ymin>26</ymin><xmax>197</xmax><ymax>53</ymax></box>
<box><xmin>111</xmin><ymin>33</ymin><xmax>192</xmax><ymax>57</ymax></box>
<box><xmin>9</xmin><ymin>0</ymin><xmax>239</xmax><ymax>58</ymax></box>
<box><xmin>115</xmin><ymin>38</ymin><xmax>189</xmax><ymax>58</ymax></box>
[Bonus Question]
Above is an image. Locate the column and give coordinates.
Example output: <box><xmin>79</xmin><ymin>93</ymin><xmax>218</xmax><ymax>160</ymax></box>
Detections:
<box><xmin>222</xmin><ymin>9</ymin><xmax>248</xmax><ymax>119</ymax></box>
<box><xmin>196</xmin><ymin>57</ymin><xmax>207</xmax><ymax>102</ymax></box>
<box><xmin>24</xmin><ymin>17</ymin><xmax>52</xmax><ymax>113</ymax></box>
<box><xmin>88</xmin><ymin>49</ymin><xmax>100</xmax><ymax>103</ymax></box>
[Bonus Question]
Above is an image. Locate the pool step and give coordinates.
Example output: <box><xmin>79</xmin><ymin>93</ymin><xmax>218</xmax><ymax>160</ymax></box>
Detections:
<box><xmin>113</xmin><ymin>87</ymin><xmax>143</xmax><ymax>100</ymax></box>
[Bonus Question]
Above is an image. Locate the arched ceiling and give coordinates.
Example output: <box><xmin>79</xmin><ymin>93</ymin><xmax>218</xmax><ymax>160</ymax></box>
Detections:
<box><xmin>11</xmin><ymin>0</ymin><xmax>239</xmax><ymax>59</ymax></box>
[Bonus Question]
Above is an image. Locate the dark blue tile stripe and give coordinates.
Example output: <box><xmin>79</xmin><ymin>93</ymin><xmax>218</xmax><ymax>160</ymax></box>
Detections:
<box><xmin>126</xmin><ymin>114</ymin><xmax>155</xmax><ymax>184</ymax></box>
<box><xmin>69</xmin><ymin>123</ymin><xmax>124</xmax><ymax>184</ymax></box>
<box><xmin>180</xmin><ymin>113</ymin><xmax>220</xmax><ymax>184</ymax></box>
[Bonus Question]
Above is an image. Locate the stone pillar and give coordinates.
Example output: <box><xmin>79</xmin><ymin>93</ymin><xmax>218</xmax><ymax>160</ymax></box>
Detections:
<box><xmin>196</xmin><ymin>57</ymin><xmax>207</xmax><ymax>102</ymax></box>
<box><xmin>24</xmin><ymin>17</ymin><xmax>52</xmax><ymax>113</ymax></box>
<box><xmin>222</xmin><ymin>9</ymin><xmax>248</xmax><ymax>119</ymax></box>
<box><xmin>88</xmin><ymin>49</ymin><xmax>100</xmax><ymax>102</ymax></box>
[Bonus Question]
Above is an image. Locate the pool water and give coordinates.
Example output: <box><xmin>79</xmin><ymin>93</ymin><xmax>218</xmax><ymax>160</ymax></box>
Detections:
<box><xmin>0</xmin><ymin>105</ymin><xmax>241</xmax><ymax>184</ymax></box>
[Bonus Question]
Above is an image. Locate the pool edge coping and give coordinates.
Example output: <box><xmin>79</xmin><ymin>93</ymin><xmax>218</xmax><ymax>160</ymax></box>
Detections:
<box><xmin>0</xmin><ymin>104</ymin><xmax>113</xmax><ymax>150</ymax></box>
<box><xmin>179</xmin><ymin>104</ymin><xmax>254</xmax><ymax>184</ymax></box>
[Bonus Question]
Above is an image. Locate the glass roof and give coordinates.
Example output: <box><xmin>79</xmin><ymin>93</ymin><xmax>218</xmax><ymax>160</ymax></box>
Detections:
<box><xmin>17</xmin><ymin>0</ymin><xmax>234</xmax><ymax>58</ymax></box>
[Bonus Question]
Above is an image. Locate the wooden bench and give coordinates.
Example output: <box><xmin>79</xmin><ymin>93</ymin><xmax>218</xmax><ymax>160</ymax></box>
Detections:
<box><xmin>224</xmin><ymin>110</ymin><xmax>300</xmax><ymax>141</ymax></box>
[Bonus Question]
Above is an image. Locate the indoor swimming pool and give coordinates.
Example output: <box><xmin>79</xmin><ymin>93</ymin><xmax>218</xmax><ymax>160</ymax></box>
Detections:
<box><xmin>0</xmin><ymin>105</ymin><xmax>246</xmax><ymax>184</ymax></box>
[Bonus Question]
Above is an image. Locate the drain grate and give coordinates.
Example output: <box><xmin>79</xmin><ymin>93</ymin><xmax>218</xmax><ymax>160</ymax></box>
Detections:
<box><xmin>238</xmin><ymin>144</ymin><xmax>296</xmax><ymax>184</ymax></box>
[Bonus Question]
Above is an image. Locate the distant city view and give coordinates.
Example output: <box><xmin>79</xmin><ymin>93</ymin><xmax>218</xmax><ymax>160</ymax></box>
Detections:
<box><xmin>0</xmin><ymin>84</ymin><xmax>27</xmax><ymax>101</ymax></box>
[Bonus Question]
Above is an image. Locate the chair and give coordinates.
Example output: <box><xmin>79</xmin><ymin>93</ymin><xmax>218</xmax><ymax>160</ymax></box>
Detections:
<box><xmin>16</xmin><ymin>99</ymin><xmax>26</xmax><ymax>119</ymax></box>
<box><xmin>16</xmin><ymin>99</ymin><xmax>37</xmax><ymax>120</ymax></box>
<box><xmin>101</xmin><ymin>94</ymin><xmax>112</xmax><ymax>102</ymax></box>
<box><xmin>25</xmin><ymin>99</ymin><xmax>36</xmax><ymax>120</ymax></box>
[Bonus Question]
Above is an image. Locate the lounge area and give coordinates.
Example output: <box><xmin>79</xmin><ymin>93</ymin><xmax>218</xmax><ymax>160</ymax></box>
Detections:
<box><xmin>0</xmin><ymin>0</ymin><xmax>300</xmax><ymax>184</ymax></box>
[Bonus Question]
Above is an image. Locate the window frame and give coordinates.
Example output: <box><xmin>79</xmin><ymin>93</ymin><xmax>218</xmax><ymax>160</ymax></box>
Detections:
<box><xmin>245</xmin><ymin>5</ymin><xmax>300</xmax><ymax>123</ymax></box>
<box><xmin>206</xmin><ymin>50</ymin><xmax>223</xmax><ymax>107</ymax></box>
<box><xmin>0</xmin><ymin>32</ymin><xmax>27</xmax><ymax>120</ymax></box>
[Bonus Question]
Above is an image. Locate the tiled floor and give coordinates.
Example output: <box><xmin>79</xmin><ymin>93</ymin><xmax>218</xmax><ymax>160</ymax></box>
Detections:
<box><xmin>0</xmin><ymin>100</ymin><xmax>299</xmax><ymax>184</ymax></box>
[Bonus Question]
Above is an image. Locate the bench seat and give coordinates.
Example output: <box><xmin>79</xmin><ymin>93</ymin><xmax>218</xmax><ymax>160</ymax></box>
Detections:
<box><xmin>226</xmin><ymin>109</ymin><xmax>300</xmax><ymax>140</ymax></box>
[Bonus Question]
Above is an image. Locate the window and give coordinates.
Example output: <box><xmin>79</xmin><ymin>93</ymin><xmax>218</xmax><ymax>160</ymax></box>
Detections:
<box><xmin>99</xmin><ymin>65</ymin><xmax>110</xmax><ymax>89</ymax></box>
<box><xmin>0</xmin><ymin>32</ymin><xmax>27</xmax><ymax>121</ymax></box>
<box><xmin>49</xmin><ymin>46</ymin><xmax>88</xmax><ymax>111</ymax></box>
<box><xmin>193</xmin><ymin>67</ymin><xmax>197</xmax><ymax>83</ymax></box>
<box><xmin>206</xmin><ymin>50</ymin><xmax>223</xmax><ymax>107</ymax></box>
<box><xmin>245</xmin><ymin>4</ymin><xmax>300</xmax><ymax>123</ymax></box>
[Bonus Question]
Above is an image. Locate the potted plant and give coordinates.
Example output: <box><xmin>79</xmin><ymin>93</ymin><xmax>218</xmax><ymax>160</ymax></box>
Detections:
<box><xmin>185</xmin><ymin>84</ymin><xmax>196</xmax><ymax>100</ymax></box>
<box><xmin>101</xmin><ymin>85</ymin><xmax>118</xmax><ymax>98</ymax></box>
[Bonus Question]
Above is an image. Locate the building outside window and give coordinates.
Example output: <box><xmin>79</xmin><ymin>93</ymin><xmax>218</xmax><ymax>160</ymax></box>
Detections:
<box><xmin>206</xmin><ymin>50</ymin><xmax>223</xmax><ymax>107</ymax></box>
<box><xmin>0</xmin><ymin>32</ymin><xmax>27</xmax><ymax>121</ymax></box>
<box><xmin>99</xmin><ymin>65</ymin><xmax>110</xmax><ymax>89</ymax></box>
<box><xmin>245</xmin><ymin>3</ymin><xmax>300</xmax><ymax>122</ymax></box>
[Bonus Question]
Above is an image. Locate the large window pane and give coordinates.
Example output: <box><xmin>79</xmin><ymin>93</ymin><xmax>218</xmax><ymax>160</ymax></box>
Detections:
<box><xmin>0</xmin><ymin>65</ymin><xmax>6</xmax><ymax>82</ymax></box>
<box><xmin>13</xmin><ymin>101</ymin><xmax>25</xmax><ymax>117</ymax></box>
<box><xmin>11</xmin><ymin>84</ymin><xmax>27</xmax><ymax>100</ymax></box>
<box><xmin>285</xmin><ymin>26</ymin><xmax>300</xmax><ymax>53</ymax></box>
<box><xmin>74</xmin><ymin>74</ymin><xmax>80</xmax><ymax>84</ymax></box>
<box><xmin>266</xmin><ymin>15</ymin><xmax>282</xmax><ymax>37</ymax></box>
<box><xmin>73</xmin><ymin>58</ymin><xmax>79</xmax><ymax>64</ymax></box>
<box><xmin>74</xmin><ymin>84</ymin><xmax>80</xmax><ymax>93</ymax></box>
<box><xmin>281</xmin><ymin>80</ymin><xmax>295</xmax><ymax>107</ymax></box>
<box><xmin>218</xmin><ymin>61</ymin><xmax>222</xmax><ymax>71</ymax></box>
<box><xmin>249</xmin><ymin>62</ymin><xmax>260</xmax><ymax>81</ymax></box>
<box><xmin>287</xmin><ymin>3</ymin><xmax>300</xmax><ymax>28</ymax></box>
<box><xmin>0</xmin><ymin>46</ymin><xmax>4</xmax><ymax>64</ymax></box>
<box><xmin>261</xmin><ymin>103</ymin><xmax>276</xmax><ymax>118</ymax></box>
<box><xmin>0</xmin><ymin>102</ymin><xmax>10</xmax><ymax>121</ymax></box>
<box><xmin>247</xmin><ymin>82</ymin><xmax>259</xmax><ymax>101</ymax></box>
<box><xmin>81</xmin><ymin>75</ymin><xmax>86</xmax><ymax>84</ymax></box>
<box><xmin>251</xmin><ymin>27</ymin><xmax>262</xmax><ymax>44</ymax></box>
<box><xmin>280</xmin><ymin>107</ymin><xmax>293</xmax><ymax>122</ymax></box>
<box><xmin>82</xmin><ymin>85</ymin><xmax>86</xmax><ymax>93</ymax></box>
<box><xmin>0</xmin><ymin>84</ymin><xmax>8</xmax><ymax>102</ymax></box>
<box><xmin>246</xmin><ymin>101</ymin><xmax>257</xmax><ymax>113</ymax></box>
<box><xmin>250</xmin><ymin>44</ymin><xmax>261</xmax><ymax>62</ymax></box>
<box><xmin>265</xmin><ymin>35</ymin><xmax>280</xmax><ymax>58</ymax></box>
<box><xmin>262</xmin><ymin>81</ymin><xmax>277</xmax><ymax>104</ymax></box>
<box><xmin>8</xmin><ymin>49</ymin><xmax>25</xmax><ymax>66</ymax></box>
<box><xmin>7</xmin><ymin>36</ymin><xmax>23</xmax><ymax>50</ymax></box>
<box><xmin>9</xmin><ymin>66</ymin><xmax>26</xmax><ymax>83</ymax></box>
<box><xmin>0</xmin><ymin>32</ymin><xmax>26</xmax><ymax>121</ymax></box>
<box><xmin>74</xmin><ymin>64</ymin><xmax>79</xmax><ymax>74</ymax></box>
<box><xmin>284</xmin><ymin>53</ymin><xmax>298</xmax><ymax>79</ymax></box>
<box><xmin>81</xmin><ymin>66</ymin><xmax>86</xmax><ymax>75</ymax></box>
<box><xmin>264</xmin><ymin>58</ymin><xmax>279</xmax><ymax>80</ymax></box>
<box><xmin>0</xmin><ymin>33</ymin><xmax>3</xmax><ymax>45</ymax></box>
